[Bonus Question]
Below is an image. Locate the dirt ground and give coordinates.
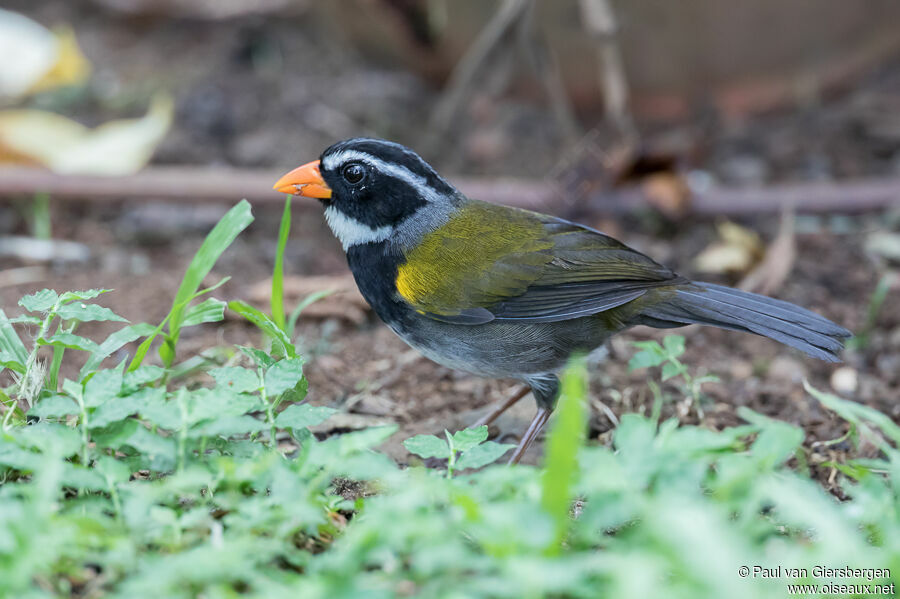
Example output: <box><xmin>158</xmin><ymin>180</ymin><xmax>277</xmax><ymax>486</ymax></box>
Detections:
<box><xmin>2</xmin><ymin>1</ymin><xmax>899</xmax><ymax>484</ymax></box>
<box><xmin>1</xmin><ymin>202</ymin><xmax>897</xmax><ymax>483</ymax></box>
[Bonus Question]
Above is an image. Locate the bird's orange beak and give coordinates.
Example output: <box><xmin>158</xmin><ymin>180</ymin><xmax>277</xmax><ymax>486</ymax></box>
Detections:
<box><xmin>272</xmin><ymin>160</ymin><xmax>332</xmax><ymax>198</ymax></box>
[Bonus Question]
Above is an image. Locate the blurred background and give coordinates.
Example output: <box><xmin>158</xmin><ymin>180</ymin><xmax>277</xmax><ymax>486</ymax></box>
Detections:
<box><xmin>0</xmin><ymin>0</ymin><xmax>898</xmax><ymax>463</ymax></box>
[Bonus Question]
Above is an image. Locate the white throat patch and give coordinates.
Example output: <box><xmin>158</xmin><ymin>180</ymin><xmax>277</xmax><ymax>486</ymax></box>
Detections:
<box><xmin>324</xmin><ymin>206</ymin><xmax>391</xmax><ymax>250</ymax></box>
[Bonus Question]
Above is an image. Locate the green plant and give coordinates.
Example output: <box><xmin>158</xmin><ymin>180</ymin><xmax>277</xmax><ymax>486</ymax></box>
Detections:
<box><xmin>129</xmin><ymin>199</ymin><xmax>254</xmax><ymax>373</ymax></box>
<box><xmin>404</xmin><ymin>425</ymin><xmax>515</xmax><ymax>478</ymax></box>
<box><xmin>847</xmin><ymin>272</ymin><xmax>893</xmax><ymax>351</ymax></box>
<box><xmin>1</xmin><ymin>289</ymin><xmax>131</xmax><ymax>425</ymax></box>
<box><xmin>30</xmin><ymin>192</ymin><xmax>52</xmax><ymax>240</ymax></box>
<box><xmin>628</xmin><ymin>334</ymin><xmax>720</xmax><ymax>417</ymax></box>
<box><xmin>230</xmin><ymin>195</ymin><xmax>331</xmax><ymax>357</ymax></box>
<box><xmin>1</xmin><ymin>205</ymin><xmax>898</xmax><ymax>598</ymax></box>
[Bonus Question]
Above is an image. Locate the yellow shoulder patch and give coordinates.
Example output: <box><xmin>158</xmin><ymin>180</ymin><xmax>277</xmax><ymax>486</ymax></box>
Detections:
<box><xmin>396</xmin><ymin>202</ymin><xmax>552</xmax><ymax>314</ymax></box>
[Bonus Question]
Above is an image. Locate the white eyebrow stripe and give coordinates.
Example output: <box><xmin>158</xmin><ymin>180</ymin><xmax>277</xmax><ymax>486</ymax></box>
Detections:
<box><xmin>322</xmin><ymin>149</ymin><xmax>443</xmax><ymax>203</ymax></box>
<box><xmin>323</xmin><ymin>206</ymin><xmax>392</xmax><ymax>250</ymax></box>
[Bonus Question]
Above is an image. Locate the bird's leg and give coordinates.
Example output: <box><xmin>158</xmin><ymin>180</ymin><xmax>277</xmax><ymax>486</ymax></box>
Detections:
<box><xmin>507</xmin><ymin>407</ymin><xmax>551</xmax><ymax>464</ymax></box>
<box><xmin>472</xmin><ymin>385</ymin><xmax>531</xmax><ymax>428</ymax></box>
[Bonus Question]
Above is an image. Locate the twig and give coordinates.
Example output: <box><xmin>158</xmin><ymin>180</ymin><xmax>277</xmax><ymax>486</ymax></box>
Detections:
<box><xmin>1</xmin><ymin>166</ymin><xmax>898</xmax><ymax>215</ymax></box>
<box><xmin>427</xmin><ymin>0</ymin><xmax>531</xmax><ymax>144</ymax></box>
<box><xmin>738</xmin><ymin>208</ymin><xmax>796</xmax><ymax>295</ymax></box>
<box><xmin>426</xmin><ymin>0</ymin><xmax>580</xmax><ymax>150</ymax></box>
<box><xmin>578</xmin><ymin>0</ymin><xmax>635</xmax><ymax>139</ymax></box>
<box><xmin>516</xmin><ymin>3</ymin><xmax>579</xmax><ymax>142</ymax></box>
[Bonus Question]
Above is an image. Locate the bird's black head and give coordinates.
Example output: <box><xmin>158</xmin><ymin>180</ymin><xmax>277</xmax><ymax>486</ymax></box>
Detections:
<box><xmin>274</xmin><ymin>138</ymin><xmax>458</xmax><ymax>249</ymax></box>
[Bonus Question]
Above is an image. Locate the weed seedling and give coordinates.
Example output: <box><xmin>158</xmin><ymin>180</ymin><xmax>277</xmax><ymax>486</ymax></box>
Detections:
<box><xmin>404</xmin><ymin>425</ymin><xmax>515</xmax><ymax>477</ymax></box>
<box><xmin>628</xmin><ymin>334</ymin><xmax>719</xmax><ymax>418</ymax></box>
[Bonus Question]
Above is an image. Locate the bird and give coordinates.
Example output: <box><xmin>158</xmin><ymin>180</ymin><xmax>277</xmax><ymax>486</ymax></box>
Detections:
<box><xmin>273</xmin><ymin>138</ymin><xmax>851</xmax><ymax>464</ymax></box>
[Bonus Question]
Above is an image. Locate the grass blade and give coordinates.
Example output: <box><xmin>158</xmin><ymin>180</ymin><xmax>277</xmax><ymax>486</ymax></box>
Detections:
<box><xmin>159</xmin><ymin>200</ymin><xmax>253</xmax><ymax>366</ymax></box>
<box><xmin>541</xmin><ymin>356</ymin><xmax>588</xmax><ymax>554</ymax></box>
<box><xmin>0</xmin><ymin>308</ymin><xmax>29</xmax><ymax>365</ymax></box>
<box><xmin>82</xmin><ymin>322</ymin><xmax>156</xmax><ymax>380</ymax></box>
<box><xmin>286</xmin><ymin>290</ymin><xmax>334</xmax><ymax>338</ymax></box>
<box><xmin>228</xmin><ymin>300</ymin><xmax>297</xmax><ymax>359</ymax></box>
<box><xmin>804</xmin><ymin>379</ymin><xmax>900</xmax><ymax>448</ymax></box>
<box><xmin>271</xmin><ymin>196</ymin><xmax>291</xmax><ymax>330</ymax></box>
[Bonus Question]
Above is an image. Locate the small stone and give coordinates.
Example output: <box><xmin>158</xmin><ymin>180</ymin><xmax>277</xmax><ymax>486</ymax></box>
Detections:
<box><xmin>314</xmin><ymin>355</ymin><xmax>344</xmax><ymax>372</ymax></box>
<box><xmin>767</xmin><ymin>356</ymin><xmax>807</xmax><ymax>384</ymax></box>
<box><xmin>729</xmin><ymin>360</ymin><xmax>753</xmax><ymax>379</ymax></box>
<box><xmin>830</xmin><ymin>366</ymin><xmax>858</xmax><ymax>395</ymax></box>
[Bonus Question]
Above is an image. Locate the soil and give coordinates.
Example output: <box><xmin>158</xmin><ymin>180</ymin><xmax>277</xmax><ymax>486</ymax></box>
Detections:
<box><xmin>2</xmin><ymin>1</ymin><xmax>899</xmax><ymax>487</ymax></box>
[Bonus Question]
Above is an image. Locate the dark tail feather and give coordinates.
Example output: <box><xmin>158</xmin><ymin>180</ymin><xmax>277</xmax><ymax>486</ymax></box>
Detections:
<box><xmin>638</xmin><ymin>282</ymin><xmax>852</xmax><ymax>362</ymax></box>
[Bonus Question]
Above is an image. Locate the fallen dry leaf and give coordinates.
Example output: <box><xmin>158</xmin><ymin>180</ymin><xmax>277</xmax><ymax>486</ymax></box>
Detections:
<box><xmin>28</xmin><ymin>27</ymin><xmax>91</xmax><ymax>94</ymax></box>
<box><xmin>0</xmin><ymin>10</ymin><xmax>89</xmax><ymax>99</ymax></box>
<box><xmin>739</xmin><ymin>208</ymin><xmax>796</xmax><ymax>295</ymax></box>
<box><xmin>694</xmin><ymin>220</ymin><xmax>765</xmax><ymax>275</ymax></box>
<box><xmin>0</xmin><ymin>94</ymin><xmax>172</xmax><ymax>174</ymax></box>
<box><xmin>642</xmin><ymin>172</ymin><xmax>692</xmax><ymax>219</ymax></box>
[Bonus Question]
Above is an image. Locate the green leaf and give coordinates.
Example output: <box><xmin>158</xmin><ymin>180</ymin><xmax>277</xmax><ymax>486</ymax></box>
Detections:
<box><xmin>60</xmin><ymin>464</ymin><xmax>107</xmax><ymax>491</ymax></box>
<box><xmin>91</xmin><ymin>418</ymin><xmax>140</xmax><ymax>448</ymax></box>
<box><xmin>271</xmin><ymin>196</ymin><xmax>292</xmax><ymax>330</ymax></box>
<box><xmin>38</xmin><ymin>332</ymin><xmax>100</xmax><ymax>353</ymax></box>
<box><xmin>127</xmin><ymin>319</ymin><xmax>169</xmax><ymax>373</ymax></box>
<box><xmin>116</xmin><ymin>424</ymin><xmax>177</xmax><ymax>470</ymax></box>
<box><xmin>162</xmin><ymin>200</ymin><xmax>253</xmax><ymax>366</ymax></box>
<box><xmin>628</xmin><ymin>341</ymin><xmax>667</xmax><ymax>370</ymax></box>
<box><xmin>210</xmin><ymin>367</ymin><xmax>260</xmax><ymax>394</ymax></box>
<box><xmin>3</xmin><ymin>315</ymin><xmax>42</xmax><ymax>325</ymax></box>
<box><xmin>403</xmin><ymin>434</ymin><xmax>451</xmax><ymax>459</ymax></box>
<box><xmin>81</xmin><ymin>322</ymin><xmax>155</xmax><ymax>380</ymax></box>
<box><xmin>58</xmin><ymin>289</ymin><xmax>111</xmax><ymax>303</ymax></box>
<box><xmin>286</xmin><ymin>290</ymin><xmax>334</xmax><ymax>337</ymax></box>
<box><xmin>228</xmin><ymin>300</ymin><xmax>297</xmax><ymax>359</ymax></box>
<box><xmin>281</xmin><ymin>376</ymin><xmax>309</xmax><ymax>404</ymax></box>
<box><xmin>89</xmin><ymin>394</ymin><xmax>144</xmax><ymax>428</ymax></box>
<box><xmin>184</xmin><ymin>388</ymin><xmax>262</xmax><ymax>424</ymax></box>
<box><xmin>275</xmin><ymin>403</ymin><xmax>336</xmax><ymax>429</ymax></box>
<box><xmin>264</xmin><ymin>357</ymin><xmax>305</xmax><ymax>396</ymax></box>
<box><xmin>328</xmin><ymin>425</ymin><xmax>398</xmax><ymax>456</ymax></box>
<box><xmin>613</xmin><ymin>413</ymin><xmax>657</xmax><ymax>453</ymax></box>
<box><xmin>456</xmin><ymin>441</ymin><xmax>515</xmax><ymax>470</ymax></box>
<box><xmin>28</xmin><ymin>394</ymin><xmax>79</xmax><ymax>419</ymax></box>
<box><xmin>62</xmin><ymin>378</ymin><xmax>83</xmax><ymax>402</ymax></box>
<box><xmin>56</xmin><ymin>302</ymin><xmax>128</xmax><ymax>323</ymax></box>
<box><xmin>83</xmin><ymin>361</ymin><xmax>125</xmax><ymax>408</ymax></box>
<box><xmin>0</xmin><ymin>308</ymin><xmax>30</xmax><ymax>365</ymax></box>
<box><xmin>15</xmin><ymin>422</ymin><xmax>82</xmax><ymax>456</ymax></box>
<box><xmin>662</xmin><ymin>334</ymin><xmax>686</xmax><ymax>357</ymax></box>
<box><xmin>804</xmin><ymin>380</ymin><xmax>900</xmax><ymax>447</ymax></box>
<box><xmin>0</xmin><ymin>350</ymin><xmax>26</xmax><ymax>375</ymax></box>
<box><xmin>94</xmin><ymin>455</ymin><xmax>131</xmax><ymax>483</ymax></box>
<box><xmin>451</xmin><ymin>426</ymin><xmax>489</xmax><ymax>452</ymax></box>
<box><xmin>123</xmin><ymin>365</ymin><xmax>166</xmax><ymax>388</ymax></box>
<box><xmin>19</xmin><ymin>289</ymin><xmax>58</xmax><ymax>312</ymax></box>
<box><xmin>237</xmin><ymin>345</ymin><xmax>276</xmax><ymax>369</ymax></box>
<box><xmin>661</xmin><ymin>361</ymin><xmax>682</xmax><ymax>381</ymax></box>
<box><xmin>191</xmin><ymin>415</ymin><xmax>268</xmax><ymax>438</ymax></box>
<box><xmin>139</xmin><ymin>390</ymin><xmax>182</xmax><ymax>430</ymax></box>
<box><xmin>181</xmin><ymin>297</ymin><xmax>227</xmax><ymax>327</ymax></box>
<box><xmin>541</xmin><ymin>357</ymin><xmax>588</xmax><ymax>554</ymax></box>
<box><xmin>0</xmin><ymin>445</ymin><xmax>42</xmax><ymax>471</ymax></box>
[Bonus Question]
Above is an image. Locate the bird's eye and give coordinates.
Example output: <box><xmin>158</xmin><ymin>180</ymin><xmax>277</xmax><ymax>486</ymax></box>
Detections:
<box><xmin>342</xmin><ymin>163</ymin><xmax>366</xmax><ymax>184</ymax></box>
